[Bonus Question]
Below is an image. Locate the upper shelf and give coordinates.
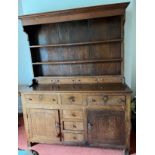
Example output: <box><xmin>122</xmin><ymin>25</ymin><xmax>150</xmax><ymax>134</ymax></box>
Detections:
<box><xmin>32</xmin><ymin>58</ymin><xmax>122</xmax><ymax>65</ymax></box>
<box><xmin>19</xmin><ymin>2</ymin><xmax>129</xmax><ymax>26</ymax></box>
<box><xmin>30</xmin><ymin>39</ymin><xmax>122</xmax><ymax>48</ymax></box>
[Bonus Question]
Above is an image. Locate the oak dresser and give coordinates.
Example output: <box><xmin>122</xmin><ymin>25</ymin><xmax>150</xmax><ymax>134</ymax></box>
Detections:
<box><xmin>19</xmin><ymin>2</ymin><xmax>132</xmax><ymax>155</ymax></box>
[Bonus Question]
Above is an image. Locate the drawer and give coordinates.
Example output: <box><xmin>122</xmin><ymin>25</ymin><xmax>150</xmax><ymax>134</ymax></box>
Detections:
<box><xmin>63</xmin><ymin>121</ymin><xmax>84</xmax><ymax>131</ymax></box>
<box><xmin>24</xmin><ymin>94</ymin><xmax>58</xmax><ymax>104</ymax></box>
<box><xmin>87</xmin><ymin>95</ymin><xmax>125</xmax><ymax>105</ymax></box>
<box><xmin>62</xmin><ymin>110</ymin><xmax>83</xmax><ymax>119</ymax></box>
<box><xmin>61</xmin><ymin>94</ymin><xmax>82</xmax><ymax>105</ymax></box>
<box><xmin>63</xmin><ymin>132</ymin><xmax>84</xmax><ymax>142</ymax></box>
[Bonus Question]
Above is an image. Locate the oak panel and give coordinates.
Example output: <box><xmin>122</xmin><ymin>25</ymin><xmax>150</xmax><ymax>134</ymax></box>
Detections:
<box><xmin>27</xmin><ymin>109</ymin><xmax>60</xmax><ymax>143</ymax></box>
<box><xmin>87</xmin><ymin>109</ymin><xmax>126</xmax><ymax>145</ymax></box>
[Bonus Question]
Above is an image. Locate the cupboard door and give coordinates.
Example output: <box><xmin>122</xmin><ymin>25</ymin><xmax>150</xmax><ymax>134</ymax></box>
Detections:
<box><xmin>27</xmin><ymin>109</ymin><xmax>60</xmax><ymax>143</ymax></box>
<box><xmin>87</xmin><ymin>110</ymin><xmax>125</xmax><ymax>146</ymax></box>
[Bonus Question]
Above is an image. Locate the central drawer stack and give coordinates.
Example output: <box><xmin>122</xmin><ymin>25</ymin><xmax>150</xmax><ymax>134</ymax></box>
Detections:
<box><xmin>60</xmin><ymin>93</ymin><xmax>85</xmax><ymax>144</ymax></box>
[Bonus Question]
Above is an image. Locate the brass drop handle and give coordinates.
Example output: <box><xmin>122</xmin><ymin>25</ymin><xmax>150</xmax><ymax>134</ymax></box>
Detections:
<box><xmin>69</xmin><ymin>96</ymin><xmax>75</xmax><ymax>102</ymax></box>
<box><xmin>88</xmin><ymin>122</ymin><xmax>93</xmax><ymax>130</ymax></box>
<box><xmin>102</xmin><ymin>95</ymin><xmax>108</xmax><ymax>103</ymax></box>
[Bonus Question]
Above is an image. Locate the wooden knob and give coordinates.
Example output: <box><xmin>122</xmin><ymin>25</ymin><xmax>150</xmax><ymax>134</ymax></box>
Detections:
<box><xmin>92</xmin><ymin>98</ymin><xmax>96</xmax><ymax>102</ymax></box>
<box><xmin>69</xmin><ymin>96</ymin><xmax>75</xmax><ymax>102</ymax></box>
<box><xmin>73</xmin><ymin>136</ymin><xmax>77</xmax><ymax>140</ymax></box>
<box><xmin>72</xmin><ymin>113</ymin><xmax>76</xmax><ymax>117</ymax></box>
<box><xmin>73</xmin><ymin>124</ymin><xmax>76</xmax><ymax>128</ymax></box>
<box><xmin>78</xmin><ymin>79</ymin><xmax>81</xmax><ymax>83</ymax></box>
<box><xmin>52</xmin><ymin>98</ymin><xmax>56</xmax><ymax>101</ymax></box>
<box><xmin>28</xmin><ymin>98</ymin><xmax>32</xmax><ymax>101</ymax></box>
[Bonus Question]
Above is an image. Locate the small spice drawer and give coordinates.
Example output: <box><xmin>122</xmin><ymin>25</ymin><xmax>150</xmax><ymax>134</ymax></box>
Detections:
<box><xmin>62</xmin><ymin>110</ymin><xmax>83</xmax><ymax>119</ymax></box>
<box><xmin>63</xmin><ymin>132</ymin><xmax>84</xmax><ymax>142</ymax></box>
<box><xmin>24</xmin><ymin>94</ymin><xmax>58</xmax><ymax>105</ymax></box>
<box><xmin>61</xmin><ymin>94</ymin><xmax>83</xmax><ymax>105</ymax></box>
<box><xmin>87</xmin><ymin>95</ymin><xmax>126</xmax><ymax>105</ymax></box>
<box><xmin>63</xmin><ymin>121</ymin><xmax>84</xmax><ymax>131</ymax></box>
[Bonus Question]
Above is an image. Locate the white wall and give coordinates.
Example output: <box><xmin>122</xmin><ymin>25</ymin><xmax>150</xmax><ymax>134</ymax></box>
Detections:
<box><xmin>18</xmin><ymin>0</ymin><xmax>136</xmax><ymax>96</ymax></box>
<box><xmin>124</xmin><ymin>0</ymin><xmax>136</xmax><ymax>96</ymax></box>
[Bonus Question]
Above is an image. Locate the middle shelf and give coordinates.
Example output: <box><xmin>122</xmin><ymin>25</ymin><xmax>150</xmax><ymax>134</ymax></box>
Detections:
<box><xmin>32</xmin><ymin>58</ymin><xmax>122</xmax><ymax>65</ymax></box>
<box><xmin>30</xmin><ymin>39</ymin><xmax>122</xmax><ymax>48</ymax></box>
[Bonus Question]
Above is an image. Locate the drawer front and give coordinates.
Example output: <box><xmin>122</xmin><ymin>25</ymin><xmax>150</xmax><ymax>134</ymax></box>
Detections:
<box><xmin>88</xmin><ymin>95</ymin><xmax>125</xmax><ymax>105</ymax></box>
<box><xmin>61</xmin><ymin>94</ymin><xmax>82</xmax><ymax>105</ymax></box>
<box><xmin>63</xmin><ymin>121</ymin><xmax>84</xmax><ymax>131</ymax></box>
<box><xmin>62</xmin><ymin>110</ymin><xmax>83</xmax><ymax>119</ymax></box>
<box><xmin>63</xmin><ymin>132</ymin><xmax>84</xmax><ymax>142</ymax></box>
<box><xmin>24</xmin><ymin>94</ymin><xmax>58</xmax><ymax>104</ymax></box>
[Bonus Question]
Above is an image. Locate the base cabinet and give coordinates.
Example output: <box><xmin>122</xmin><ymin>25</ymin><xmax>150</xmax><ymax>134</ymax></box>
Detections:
<box><xmin>87</xmin><ymin>109</ymin><xmax>126</xmax><ymax>147</ymax></box>
<box><xmin>22</xmin><ymin>92</ymin><xmax>130</xmax><ymax>149</ymax></box>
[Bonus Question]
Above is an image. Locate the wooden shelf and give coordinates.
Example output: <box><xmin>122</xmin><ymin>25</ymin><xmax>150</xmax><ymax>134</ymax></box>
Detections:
<box><xmin>30</xmin><ymin>39</ymin><xmax>122</xmax><ymax>48</ymax></box>
<box><xmin>32</xmin><ymin>59</ymin><xmax>122</xmax><ymax>65</ymax></box>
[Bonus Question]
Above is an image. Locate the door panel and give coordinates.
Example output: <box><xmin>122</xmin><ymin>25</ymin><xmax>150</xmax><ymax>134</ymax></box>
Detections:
<box><xmin>27</xmin><ymin>109</ymin><xmax>60</xmax><ymax>143</ymax></box>
<box><xmin>87</xmin><ymin>110</ymin><xmax>125</xmax><ymax>146</ymax></box>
